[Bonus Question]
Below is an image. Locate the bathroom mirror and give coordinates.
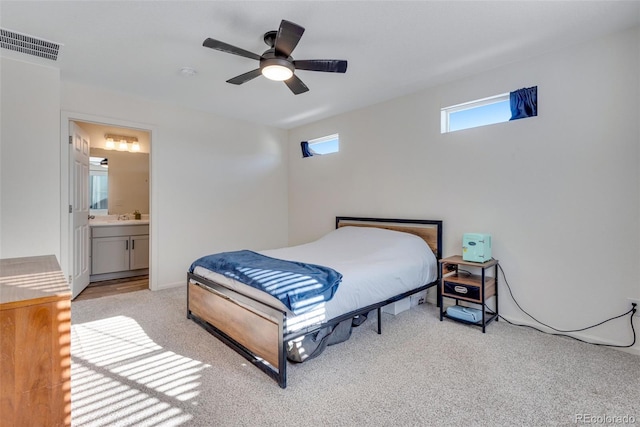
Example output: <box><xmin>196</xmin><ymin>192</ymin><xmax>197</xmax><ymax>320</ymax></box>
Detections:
<box><xmin>89</xmin><ymin>148</ymin><xmax>149</xmax><ymax>215</ymax></box>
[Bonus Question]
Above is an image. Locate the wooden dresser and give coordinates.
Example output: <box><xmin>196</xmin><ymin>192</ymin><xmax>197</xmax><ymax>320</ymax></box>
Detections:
<box><xmin>0</xmin><ymin>255</ymin><xmax>71</xmax><ymax>427</ymax></box>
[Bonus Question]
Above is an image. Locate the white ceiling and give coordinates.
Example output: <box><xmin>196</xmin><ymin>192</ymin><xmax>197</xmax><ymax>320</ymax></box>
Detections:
<box><xmin>1</xmin><ymin>1</ymin><xmax>639</xmax><ymax>129</ymax></box>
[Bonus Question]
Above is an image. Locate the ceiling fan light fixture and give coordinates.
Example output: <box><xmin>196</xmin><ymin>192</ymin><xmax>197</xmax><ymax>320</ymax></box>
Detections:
<box><xmin>262</xmin><ymin>65</ymin><xmax>293</xmax><ymax>82</ymax></box>
<box><xmin>262</xmin><ymin>64</ymin><xmax>293</xmax><ymax>81</ymax></box>
<box><xmin>261</xmin><ymin>57</ymin><xmax>294</xmax><ymax>81</ymax></box>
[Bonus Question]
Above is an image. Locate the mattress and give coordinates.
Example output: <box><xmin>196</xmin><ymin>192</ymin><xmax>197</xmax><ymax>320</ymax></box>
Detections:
<box><xmin>191</xmin><ymin>225</ymin><xmax>437</xmax><ymax>332</ymax></box>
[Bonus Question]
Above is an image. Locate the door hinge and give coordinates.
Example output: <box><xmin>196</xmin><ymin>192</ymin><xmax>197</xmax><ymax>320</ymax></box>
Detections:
<box><xmin>69</xmin><ymin>204</ymin><xmax>73</xmax><ymax>213</ymax></box>
<box><xmin>69</xmin><ymin>135</ymin><xmax>72</xmax><ymax>144</ymax></box>
<box><xmin>69</xmin><ymin>275</ymin><xmax>72</xmax><ymax>284</ymax></box>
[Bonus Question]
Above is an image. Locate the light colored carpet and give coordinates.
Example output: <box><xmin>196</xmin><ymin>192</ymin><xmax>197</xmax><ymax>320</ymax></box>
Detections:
<box><xmin>70</xmin><ymin>287</ymin><xmax>640</xmax><ymax>426</ymax></box>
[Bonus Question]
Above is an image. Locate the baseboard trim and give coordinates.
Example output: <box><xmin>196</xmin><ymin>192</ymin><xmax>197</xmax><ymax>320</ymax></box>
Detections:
<box><xmin>152</xmin><ymin>280</ymin><xmax>183</xmax><ymax>291</ymax></box>
<box><xmin>498</xmin><ymin>313</ymin><xmax>640</xmax><ymax>357</ymax></box>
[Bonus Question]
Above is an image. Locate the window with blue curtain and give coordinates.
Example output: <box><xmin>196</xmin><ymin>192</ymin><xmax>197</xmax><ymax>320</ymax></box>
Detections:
<box><xmin>300</xmin><ymin>134</ymin><xmax>340</xmax><ymax>157</ymax></box>
<box><xmin>441</xmin><ymin>86</ymin><xmax>538</xmax><ymax>133</ymax></box>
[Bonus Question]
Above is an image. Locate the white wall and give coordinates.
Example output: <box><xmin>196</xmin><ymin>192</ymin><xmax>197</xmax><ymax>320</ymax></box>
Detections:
<box><xmin>61</xmin><ymin>81</ymin><xmax>289</xmax><ymax>289</ymax></box>
<box><xmin>288</xmin><ymin>27</ymin><xmax>640</xmax><ymax>352</ymax></box>
<box><xmin>0</xmin><ymin>58</ymin><xmax>61</xmax><ymax>260</ymax></box>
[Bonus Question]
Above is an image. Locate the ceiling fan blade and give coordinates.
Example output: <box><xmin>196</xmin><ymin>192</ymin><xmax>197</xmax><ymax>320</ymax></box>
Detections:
<box><xmin>284</xmin><ymin>74</ymin><xmax>309</xmax><ymax>95</ymax></box>
<box><xmin>274</xmin><ymin>20</ymin><xmax>305</xmax><ymax>57</ymax></box>
<box><xmin>294</xmin><ymin>59</ymin><xmax>348</xmax><ymax>73</ymax></box>
<box><xmin>203</xmin><ymin>38</ymin><xmax>262</xmax><ymax>61</ymax></box>
<box><xmin>226</xmin><ymin>69</ymin><xmax>262</xmax><ymax>85</ymax></box>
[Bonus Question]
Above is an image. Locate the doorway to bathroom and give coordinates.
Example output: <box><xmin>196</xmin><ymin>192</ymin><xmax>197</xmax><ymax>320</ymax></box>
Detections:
<box><xmin>64</xmin><ymin>116</ymin><xmax>152</xmax><ymax>299</ymax></box>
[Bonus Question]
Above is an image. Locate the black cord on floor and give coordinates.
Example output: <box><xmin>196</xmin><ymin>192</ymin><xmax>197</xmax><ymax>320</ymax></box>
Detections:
<box><xmin>490</xmin><ymin>263</ymin><xmax>637</xmax><ymax>348</ymax></box>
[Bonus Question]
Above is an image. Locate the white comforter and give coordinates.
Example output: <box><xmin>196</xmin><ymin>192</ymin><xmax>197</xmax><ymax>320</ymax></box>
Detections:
<box><xmin>192</xmin><ymin>226</ymin><xmax>437</xmax><ymax>332</ymax></box>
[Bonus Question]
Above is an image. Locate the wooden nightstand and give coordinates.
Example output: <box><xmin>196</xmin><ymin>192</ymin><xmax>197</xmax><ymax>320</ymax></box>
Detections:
<box><xmin>439</xmin><ymin>255</ymin><xmax>499</xmax><ymax>332</ymax></box>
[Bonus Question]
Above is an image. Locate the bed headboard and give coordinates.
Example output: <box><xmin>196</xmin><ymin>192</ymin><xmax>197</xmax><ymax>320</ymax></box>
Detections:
<box><xmin>335</xmin><ymin>216</ymin><xmax>443</xmax><ymax>259</ymax></box>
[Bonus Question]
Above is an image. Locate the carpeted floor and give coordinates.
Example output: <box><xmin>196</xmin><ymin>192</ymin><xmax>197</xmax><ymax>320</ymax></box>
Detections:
<box><xmin>70</xmin><ymin>287</ymin><xmax>640</xmax><ymax>426</ymax></box>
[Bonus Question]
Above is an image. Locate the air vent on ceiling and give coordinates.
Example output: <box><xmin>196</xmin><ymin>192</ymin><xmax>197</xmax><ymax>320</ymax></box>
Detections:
<box><xmin>0</xmin><ymin>28</ymin><xmax>61</xmax><ymax>61</ymax></box>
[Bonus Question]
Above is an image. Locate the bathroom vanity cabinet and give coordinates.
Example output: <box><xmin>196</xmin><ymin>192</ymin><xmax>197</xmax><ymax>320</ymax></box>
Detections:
<box><xmin>90</xmin><ymin>224</ymin><xmax>149</xmax><ymax>281</ymax></box>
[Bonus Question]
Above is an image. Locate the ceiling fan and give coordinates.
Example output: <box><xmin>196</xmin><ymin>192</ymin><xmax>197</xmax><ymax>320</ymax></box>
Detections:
<box><xmin>202</xmin><ymin>19</ymin><xmax>347</xmax><ymax>95</ymax></box>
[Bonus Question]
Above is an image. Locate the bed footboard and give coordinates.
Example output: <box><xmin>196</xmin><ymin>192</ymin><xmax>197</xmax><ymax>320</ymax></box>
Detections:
<box><xmin>187</xmin><ymin>273</ymin><xmax>439</xmax><ymax>388</ymax></box>
<box><xmin>187</xmin><ymin>274</ymin><xmax>288</xmax><ymax>388</ymax></box>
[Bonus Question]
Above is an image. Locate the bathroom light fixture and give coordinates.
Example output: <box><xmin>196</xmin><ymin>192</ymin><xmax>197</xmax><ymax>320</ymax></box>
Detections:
<box><xmin>105</xmin><ymin>134</ymin><xmax>140</xmax><ymax>152</ymax></box>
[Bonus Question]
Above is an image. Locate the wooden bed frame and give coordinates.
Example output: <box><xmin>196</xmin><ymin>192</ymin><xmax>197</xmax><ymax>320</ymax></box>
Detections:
<box><xmin>186</xmin><ymin>217</ymin><xmax>443</xmax><ymax>388</ymax></box>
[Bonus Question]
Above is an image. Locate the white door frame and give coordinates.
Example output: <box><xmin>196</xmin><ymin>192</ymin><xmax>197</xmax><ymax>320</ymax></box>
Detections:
<box><xmin>60</xmin><ymin>111</ymin><xmax>158</xmax><ymax>291</ymax></box>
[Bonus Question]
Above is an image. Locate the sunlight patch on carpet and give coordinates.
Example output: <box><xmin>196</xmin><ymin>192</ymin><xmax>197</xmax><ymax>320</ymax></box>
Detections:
<box><xmin>71</xmin><ymin>315</ymin><xmax>210</xmax><ymax>426</ymax></box>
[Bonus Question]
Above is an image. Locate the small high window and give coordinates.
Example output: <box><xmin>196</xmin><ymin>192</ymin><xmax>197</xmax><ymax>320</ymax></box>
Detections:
<box><xmin>301</xmin><ymin>133</ymin><xmax>339</xmax><ymax>157</ymax></box>
<box><xmin>441</xmin><ymin>86</ymin><xmax>537</xmax><ymax>134</ymax></box>
<box><xmin>441</xmin><ymin>93</ymin><xmax>510</xmax><ymax>133</ymax></box>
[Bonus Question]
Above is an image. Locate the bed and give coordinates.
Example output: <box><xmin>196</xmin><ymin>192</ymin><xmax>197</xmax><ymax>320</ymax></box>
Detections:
<box><xmin>186</xmin><ymin>217</ymin><xmax>443</xmax><ymax>388</ymax></box>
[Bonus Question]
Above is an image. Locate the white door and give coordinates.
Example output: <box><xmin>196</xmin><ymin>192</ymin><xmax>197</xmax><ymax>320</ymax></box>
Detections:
<box><xmin>70</xmin><ymin>122</ymin><xmax>91</xmax><ymax>299</ymax></box>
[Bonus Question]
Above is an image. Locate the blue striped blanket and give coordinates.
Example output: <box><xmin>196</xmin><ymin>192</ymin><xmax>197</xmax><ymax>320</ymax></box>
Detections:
<box><xmin>189</xmin><ymin>250</ymin><xmax>342</xmax><ymax>314</ymax></box>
